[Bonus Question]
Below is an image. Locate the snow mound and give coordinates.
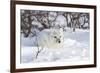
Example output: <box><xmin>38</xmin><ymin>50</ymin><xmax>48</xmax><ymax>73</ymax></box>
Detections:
<box><xmin>21</xmin><ymin>38</ymin><xmax>89</xmax><ymax>63</ymax></box>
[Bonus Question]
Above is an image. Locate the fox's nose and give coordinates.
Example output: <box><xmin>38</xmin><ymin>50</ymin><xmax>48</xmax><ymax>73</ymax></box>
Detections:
<box><xmin>58</xmin><ymin>40</ymin><xmax>61</xmax><ymax>43</ymax></box>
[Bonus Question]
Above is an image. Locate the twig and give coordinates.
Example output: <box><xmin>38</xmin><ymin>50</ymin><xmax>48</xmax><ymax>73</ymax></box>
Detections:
<box><xmin>34</xmin><ymin>31</ymin><xmax>44</xmax><ymax>59</ymax></box>
<box><xmin>35</xmin><ymin>47</ymin><xmax>43</xmax><ymax>59</ymax></box>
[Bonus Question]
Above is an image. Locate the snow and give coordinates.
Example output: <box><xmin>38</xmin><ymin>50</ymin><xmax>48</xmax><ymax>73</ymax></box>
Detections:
<box><xmin>32</xmin><ymin>21</ymin><xmax>43</xmax><ymax>28</ymax></box>
<box><xmin>54</xmin><ymin>15</ymin><xmax>67</xmax><ymax>27</ymax></box>
<box><xmin>21</xmin><ymin>28</ymin><xmax>90</xmax><ymax>63</ymax></box>
<box><xmin>48</xmin><ymin>12</ymin><xmax>57</xmax><ymax>21</ymax></box>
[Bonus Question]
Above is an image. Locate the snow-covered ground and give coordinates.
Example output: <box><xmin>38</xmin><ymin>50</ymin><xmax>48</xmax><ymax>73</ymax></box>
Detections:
<box><xmin>21</xmin><ymin>28</ymin><xmax>90</xmax><ymax>63</ymax></box>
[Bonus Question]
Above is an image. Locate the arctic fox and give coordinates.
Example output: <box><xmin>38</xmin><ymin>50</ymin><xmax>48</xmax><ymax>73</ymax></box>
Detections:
<box><xmin>36</xmin><ymin>28</ymin><xmax>64</xmax><ymax>49</ymax></box>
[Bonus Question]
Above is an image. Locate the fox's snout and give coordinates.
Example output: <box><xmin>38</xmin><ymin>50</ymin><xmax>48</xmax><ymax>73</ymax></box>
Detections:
<box><xmin>55</xmin><ymin>37</ymin><xmax>61</xmax><ymax>43</ymax></box>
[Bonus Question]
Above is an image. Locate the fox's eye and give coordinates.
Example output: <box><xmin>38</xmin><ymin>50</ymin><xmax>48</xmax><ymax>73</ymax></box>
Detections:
<box><xmin>54</xmin><ymin>36</ymin><xmax>57</xmax><ymax>38</ymax></box>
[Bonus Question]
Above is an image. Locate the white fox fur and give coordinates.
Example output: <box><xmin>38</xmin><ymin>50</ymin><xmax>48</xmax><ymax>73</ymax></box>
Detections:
<box><xmin>36</xmin><ymin>28</ymin><xmax>64</xmax><ymax>49</ymax></box>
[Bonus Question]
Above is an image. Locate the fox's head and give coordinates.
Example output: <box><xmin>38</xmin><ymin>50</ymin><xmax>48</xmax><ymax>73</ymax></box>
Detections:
<box><xmin>50</xmin><ymin>28</ymin><xmax>64</xmax><ymax>44</ymax></box>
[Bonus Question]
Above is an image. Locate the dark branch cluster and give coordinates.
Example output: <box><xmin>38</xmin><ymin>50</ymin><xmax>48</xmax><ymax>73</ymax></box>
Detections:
<box><xmin>21</xmin><ymin>10</ymin><xmax>89</xmax><ymax>37</ymax></box>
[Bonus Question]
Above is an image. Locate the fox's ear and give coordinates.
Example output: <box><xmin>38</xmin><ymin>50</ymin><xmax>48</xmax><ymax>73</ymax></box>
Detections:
<box><xmin>53</xmin><ymin>31</ymin><xmax>57</xmax><ymax>35</ymax></box>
